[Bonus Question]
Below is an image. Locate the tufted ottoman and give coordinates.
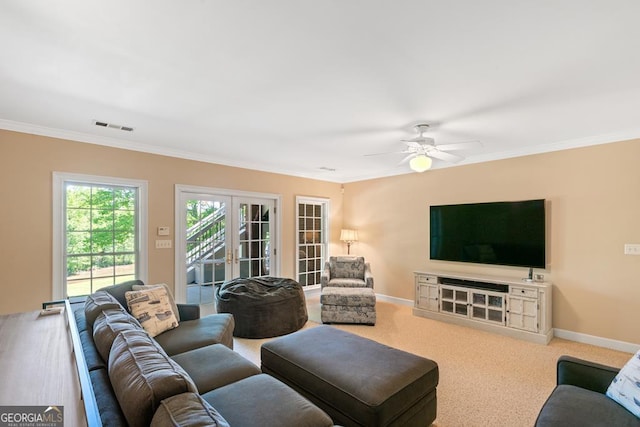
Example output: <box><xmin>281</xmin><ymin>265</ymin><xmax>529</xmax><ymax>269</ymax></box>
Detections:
<box><xmin>261</xmin><ymin>326</ymin><xmax>439</xmax><ymax>427</ymax></box>
<box><xmin>215</xmin><ymin>276</ymin><xmax>308</xmax><ymax>338</ymax></box>
<box><xmin>321</xmin><ymin>286</ymin><xmax>376</xmax><ymax>325</ymax></box>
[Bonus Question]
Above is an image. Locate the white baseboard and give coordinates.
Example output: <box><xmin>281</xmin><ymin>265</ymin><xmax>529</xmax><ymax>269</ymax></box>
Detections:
<box><xmin>375</xmin><ymin>293</ymin><xmax>414</xmax><ymax>307</ymax></box>
<box><xmin>553</xmin><ymin>328</ymin><xmax>639</xmax><ymax>354</ymax></box>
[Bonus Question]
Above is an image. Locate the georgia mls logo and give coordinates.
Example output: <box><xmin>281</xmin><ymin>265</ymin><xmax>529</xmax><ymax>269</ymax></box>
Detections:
<box><xmin>0</xmin><ymin>405</ymin><xmax>64</xmax><ymax>427</ymax></box>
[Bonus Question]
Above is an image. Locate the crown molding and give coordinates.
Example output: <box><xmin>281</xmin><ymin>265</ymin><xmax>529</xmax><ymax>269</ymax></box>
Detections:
<box><xmin>2</xmin><ymin>119</ymin><xmax>639</xmax><ymax>184</ymax></box>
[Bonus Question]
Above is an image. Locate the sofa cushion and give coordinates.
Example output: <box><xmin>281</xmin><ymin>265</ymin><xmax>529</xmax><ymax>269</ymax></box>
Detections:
<box><xmin>73</xmin><ymin>304</ymin><xmax>89</xmax><ymax>333</ymax></box>
<box><xmin>154</xmin><ymin>314</ymin><xmax>234</xmax><ymax>356</ymax></box>
<box><xmin>93</xmin><ymin>308</ymin><xmax>142</xmax><ymax>361</ymax></box>
<box><xmin>330</xmin><ymin>256</ymin><xmax>365</xmax><ymax>279</ymax></box>
<box><xmin>132</xmin><ymin>283</ymin><xmax>181</xmax><ymax>322</ymax></box>
<box><xmin>321</xmin><ymin>286</ymin><xmax>376</xmax><ymax>306</ymax></box>
<box><xmin>99</xmin><ymin>279</ymin><xmax>145</xmax><ymax>310</ymax></box>
<box><xmin>108</xmin><ymin>329</ymin><xmax>198</xmax><ymax>427</ymax></box>
<box><xmin>79</xmin><ymin>329</ymin><xmax>107</xmax><ymax>371</ymax></box>
<box><xmin>89</xmin><ymin>368</ymin><xmax>128</xmax><ymax>427</ymax></box>
<box><xmin>171</xmin><ymin>344</ymin><xmax>260</xmax><ymax>394</ymax></box>
<box><xmin>125</xmin><ymin>287</ymin><xmax>179</xmax><ymax>337</ymax></box>
<box><xmin>202</xmin><ymin>374</ymin><xmax>333</xmax><ymax>427</ymax></box>
<box><xmin>606</xmin><ymin>349</ymin><xmax>640</xmax><ymax>419</ymax></box>
<box><xmin>536</xmin><ymin>384</ymin><xmax>640</xmax><ymax>426</ymax></box>
<box><xmin>151</xmin><ymin>392</ymin><xmax>230</xmax><ymax>427</ymax></box>
<box><xmin>84</xmin><ymin>291</ymin><xmax>123</xmax><ymax>328</ymax></box>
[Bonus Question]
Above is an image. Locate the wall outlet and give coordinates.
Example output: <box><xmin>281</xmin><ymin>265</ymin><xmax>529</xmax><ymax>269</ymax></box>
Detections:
<box><xmin>158</xmin><ymin>226</ymin><xmax>170</xmax><ymax>236</ymax></box>
<box><xmin>155</xmin><ymin>239</ymin><xmax>172</xmax><ymax>249</ymax></box>
<box><xmin>624</xmin><ymin>243</ymin><xmax>640</xmax><ymax>255</ymax></box>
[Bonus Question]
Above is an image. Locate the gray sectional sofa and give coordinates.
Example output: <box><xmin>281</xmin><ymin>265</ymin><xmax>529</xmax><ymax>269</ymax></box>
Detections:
<box><xmin>71</xmin><ymin>280</ymin><xmax>334</xmax><ymax>427</ymax></box>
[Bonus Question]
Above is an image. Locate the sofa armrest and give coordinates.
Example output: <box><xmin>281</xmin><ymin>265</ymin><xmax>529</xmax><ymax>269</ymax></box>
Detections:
<box><xmin>364</xmin><ymin>263</ymin><xmax>374</xmax><ymax>288</ymax></box>
<box><xmin>177</xmin><ymin>304</ymin><xmax>200</xmax><ymax>321</ymax></box>
<box><xmin>320</xmin><ymin>262</ymin><xmax>330</xmax><ymax>289</ymax></box>
<box><xmin>557</xmin><ymin>355</ymin><xmax>619</xmax><ymax>393</ymax></box>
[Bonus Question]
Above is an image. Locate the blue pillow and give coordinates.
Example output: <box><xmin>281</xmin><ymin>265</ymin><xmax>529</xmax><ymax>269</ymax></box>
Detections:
<box><xmin>606</xmin><ymin>349</ymin><xmax>640</xmax><ymax>419</ymax></box>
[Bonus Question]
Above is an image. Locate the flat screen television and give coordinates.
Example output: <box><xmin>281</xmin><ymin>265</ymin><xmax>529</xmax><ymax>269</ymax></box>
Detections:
<box><xmin>430</xmin><ymin>199</ymin><xmax>546</xmax><ymax>268</ymax></box>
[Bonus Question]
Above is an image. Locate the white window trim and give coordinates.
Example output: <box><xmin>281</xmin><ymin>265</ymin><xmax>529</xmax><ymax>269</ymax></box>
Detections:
<box><xmin>295</xmin><ymin>196</ymin><xmax>330</xmax><ymax>289</ymax></box>
<box><xmin>52</xmin><ymin>172</ymin><xmax>148</xmax><ymax>300</ymax></box>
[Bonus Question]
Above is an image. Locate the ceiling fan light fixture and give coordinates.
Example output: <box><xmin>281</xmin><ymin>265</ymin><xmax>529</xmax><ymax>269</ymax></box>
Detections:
<box><xmin>409</xmin><ymin>154</ymin><xmax>432</xmax><ymax>172</ymax></box>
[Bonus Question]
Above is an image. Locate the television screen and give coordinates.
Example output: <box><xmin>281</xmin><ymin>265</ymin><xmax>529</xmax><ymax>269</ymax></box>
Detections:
<box><xmin>430</xmin><ymin>199</ymin><xmax>546</xmax><ymax>268</ymax></box>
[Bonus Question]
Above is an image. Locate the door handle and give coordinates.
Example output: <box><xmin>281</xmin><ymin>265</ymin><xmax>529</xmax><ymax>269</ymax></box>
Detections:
<box><xmin>234</xmin><ymin>248</ymin><xmax>239</xmax><ymax>264</ymax></box>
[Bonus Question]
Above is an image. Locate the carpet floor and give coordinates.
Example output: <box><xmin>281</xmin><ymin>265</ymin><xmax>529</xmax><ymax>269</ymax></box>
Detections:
<box><xmin>210</xmin><ymin>296</ymin><xmax>632</xmax><ymax>426</ymax></box>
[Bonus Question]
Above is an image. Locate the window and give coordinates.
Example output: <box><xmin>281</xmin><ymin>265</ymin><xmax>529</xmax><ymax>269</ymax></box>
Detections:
<box><xmin>53</xmin><ymin>173</ymin><xmax>148</xmax><ymax>299</ymax></box>
<box><xmin>296</xmin><ymin>196</ymin><xmax>329</xmax><ymax>287</ymax></box>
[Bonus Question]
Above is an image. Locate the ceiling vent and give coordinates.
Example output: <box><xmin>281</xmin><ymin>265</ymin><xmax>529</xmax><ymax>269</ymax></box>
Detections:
<box><xmin>94</xmin><ymin>120</ymin><xmax>134</xmax><ymax>132</ymax></box>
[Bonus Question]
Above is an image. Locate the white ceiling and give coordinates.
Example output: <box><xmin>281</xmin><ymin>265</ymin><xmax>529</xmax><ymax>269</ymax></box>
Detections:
<box><xmin>2</xmin><ymin>1</ymin><xmax>640</xmax><ymax>182</ymax></box>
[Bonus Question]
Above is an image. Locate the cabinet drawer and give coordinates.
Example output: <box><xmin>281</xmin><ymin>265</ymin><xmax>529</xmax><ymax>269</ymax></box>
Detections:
<box><xmin>417</xmin><ymin>275</ymin><xmax>438</xmax><ymax>284</ymax></box>
<box><xmin>510</xmin><ymin>287</ymin><xmax>537</xmax><ymax>298</ymax></box>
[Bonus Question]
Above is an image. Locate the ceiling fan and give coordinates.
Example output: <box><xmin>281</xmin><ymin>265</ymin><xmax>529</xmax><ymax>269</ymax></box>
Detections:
<box><xmin>368</xmin><ymin>124</ymin><xmax>482</xmax><ymax>172</ymax></box>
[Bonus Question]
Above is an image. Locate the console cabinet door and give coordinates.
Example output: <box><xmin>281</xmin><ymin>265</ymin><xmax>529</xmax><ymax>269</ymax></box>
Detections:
<box><xmin>417</xmin><ymin>283</ymin><xmax>439</xmax><ymax>312</ymax></box>
<box><xmin>471</xmin><ymin>291</ymin><xmax>505</xmax><ymax>325</ymax></box>
<box><xmin>440</xmin><ymin>285</ymin><xmax>469</xmax><ymax>317</ymax></box>
<box><xmin>507</xmin><ymin>296</ymin><xmax>538</xmax><ymax>332</ymax></box>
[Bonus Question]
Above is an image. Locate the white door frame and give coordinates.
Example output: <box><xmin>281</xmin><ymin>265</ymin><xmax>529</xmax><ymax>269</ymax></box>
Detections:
<box><xmin>174</xmin><ymin>184</ymin><xmax>281</xmax><ymax>304</ymax></box>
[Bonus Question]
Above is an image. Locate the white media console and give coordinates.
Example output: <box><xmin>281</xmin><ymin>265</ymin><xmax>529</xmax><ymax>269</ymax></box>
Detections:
<box><xmin>413</xmin><ymin>270</ymin><xmax>553</xmax><ymax>344</ymax></box>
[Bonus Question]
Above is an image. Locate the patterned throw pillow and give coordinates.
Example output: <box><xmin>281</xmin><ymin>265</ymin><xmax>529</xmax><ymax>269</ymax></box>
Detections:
<box><xmin>606</xmin><ymin>349</ymin><xmax>640</xmax><ymax>419</ymax></box>
<box><xmin>132</xmin><ymin>283</ymin><xmax>180</xmax><ymax>321</ymax></box>
<box><xmin>125</xmin><ymin>287</ymin><xmax>179</xmax><ymax>337</ymax></box>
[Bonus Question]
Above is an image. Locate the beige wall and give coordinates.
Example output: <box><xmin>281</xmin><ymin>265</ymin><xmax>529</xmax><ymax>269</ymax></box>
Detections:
<box><xmin>0</xmin><ymin>130</ymin><xmax>343</xmax><ymax>314</ymax></box>
<box><xmin>343</xmin><ymin>139</ymin><xmax>640</xmax><ymax>345</ymax></box>
<box><xmin>2</xmin><ymin>129</ymin><xmax>638</xmax><ymax>345</ymax></box>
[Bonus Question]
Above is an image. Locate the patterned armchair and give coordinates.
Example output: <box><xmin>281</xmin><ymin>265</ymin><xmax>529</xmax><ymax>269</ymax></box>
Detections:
<box><xmin>320</xmin><ymin>256</ymin><xmax>374</xmax><ymax>289</ymax></box>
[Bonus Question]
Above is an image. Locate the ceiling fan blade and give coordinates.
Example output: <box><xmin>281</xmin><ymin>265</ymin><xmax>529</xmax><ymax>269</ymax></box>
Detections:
<box><xmin>398</xmin><ymin>153</ymin><xmax>416</xmax><ymax>165</ymax></box>
<box><xmin>364</xmin><ymin>150</ymin><xmax>405</xmax><ymax>157</ymax></box>
<box><xmin>428</xmin><ymin>149</ymin><xmax>464</xmax><ymax>163</ymax></box>
<box><xmin>435</xmin><ymin>140</ymin><xmax>482</xmax><ymax>151</ymax></box>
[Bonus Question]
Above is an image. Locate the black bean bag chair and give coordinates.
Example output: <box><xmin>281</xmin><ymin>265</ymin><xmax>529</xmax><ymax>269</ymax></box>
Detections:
<box><xmin>215</xmin><ymin>277</ymin><xmax>308</xmax><ymax>338</ymax></box>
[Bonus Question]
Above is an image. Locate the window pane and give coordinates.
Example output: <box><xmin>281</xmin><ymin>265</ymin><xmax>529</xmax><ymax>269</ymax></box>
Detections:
<box><xmin>114</xmin><ymin>210</ymin><xmax>134</xmax><ymax>231</ymax></box>
<box><xmin>67</xmin><ymin>208</ymin><xmax>91</xmax><ymax>231</ymax></box>
<box><xmin>92</xmin><ymin>232</ymin><xmax>114</xmax><ymax>253</ymax></box>
<box><xmin>67</xmin><ymin>231</ymin><xmax>91</xmax><ymax>254</ymax></box>
<box><xmin>114</xmin><ymin>231</ymin><xmax>135</xmax><ymax>252</ymax></box>
<box><xmin>66</xmin><ymin>185</ymin><xmax>91</xmax><ymax>208</ymax></box>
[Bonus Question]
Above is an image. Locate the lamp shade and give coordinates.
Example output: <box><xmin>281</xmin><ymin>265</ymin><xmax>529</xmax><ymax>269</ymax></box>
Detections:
<box><xmin>409</xmin><ymin>155</ymin><xmax>432</xmax><ymax>172</ymax></box>
<box><xmin>340</xmin><ymin>229</ymin><xmax>358</xmax><ymax>242</ymax></box>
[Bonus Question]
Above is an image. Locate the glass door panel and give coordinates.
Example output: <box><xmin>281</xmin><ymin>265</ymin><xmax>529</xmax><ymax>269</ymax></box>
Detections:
<box><xmin>236</xmin><ymin>200</ymin><xmax>272</xmax><ymax>278</ymax></box>
<box><xmin>184</xmin><ymin>197</ymin><xmax>230</xmax><ymax>305</ymax></box>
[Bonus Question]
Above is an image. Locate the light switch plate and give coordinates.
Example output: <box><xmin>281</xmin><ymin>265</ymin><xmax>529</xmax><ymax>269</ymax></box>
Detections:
<box><xmin>624</xmin><ymin>244</ymin><xmax>640</xmax><ymax>255</ymax></box>
<box><xmin>155</xmin><ymin>239</ymin><xmax>172</xmax><ymax>249</ymax></box>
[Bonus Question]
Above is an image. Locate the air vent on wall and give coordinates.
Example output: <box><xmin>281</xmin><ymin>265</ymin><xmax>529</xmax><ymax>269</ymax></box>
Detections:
<box><xmin>94</xmin><ymin>120</ymin><xmax>134</xmax><ymax>132</ymax></box>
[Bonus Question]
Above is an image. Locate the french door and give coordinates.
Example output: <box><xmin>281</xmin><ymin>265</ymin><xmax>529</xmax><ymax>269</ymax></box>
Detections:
<box><xmin>175</xmin><ymin>186</ymin><xmax>278</xmax><ymax>305</ymax></box>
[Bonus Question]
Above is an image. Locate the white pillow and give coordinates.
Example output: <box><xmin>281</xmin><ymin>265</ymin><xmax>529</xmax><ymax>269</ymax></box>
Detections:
<box><xmin>132</xmin><ymin>283</ymin><xmax>180</xmax><ymax>322</ymax></box>
<box><xmin>125</xmin><ymin>287</ymin><xmax>179</xmax><ymax>337</ymax></box>
<box><xmin>606</xmin><ymin>349</ymin><xmax>640</xmax><ymax>419</ymax></box>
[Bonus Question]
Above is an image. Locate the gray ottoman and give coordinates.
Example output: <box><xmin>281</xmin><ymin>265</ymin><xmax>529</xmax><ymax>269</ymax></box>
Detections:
<box><xmin>261</xmin><ymin>326</ymin><xmax>439</xmax><ymax>427</ymax></box>
<box><xmin>215</xmin><ymin>276</ymin><xmax>308</xmax><ymax>338</ymax></box>
<box><xmin>321</xmin><ymin>286</ymin><xmax>376</xmax><ymax>325</ymax></box>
